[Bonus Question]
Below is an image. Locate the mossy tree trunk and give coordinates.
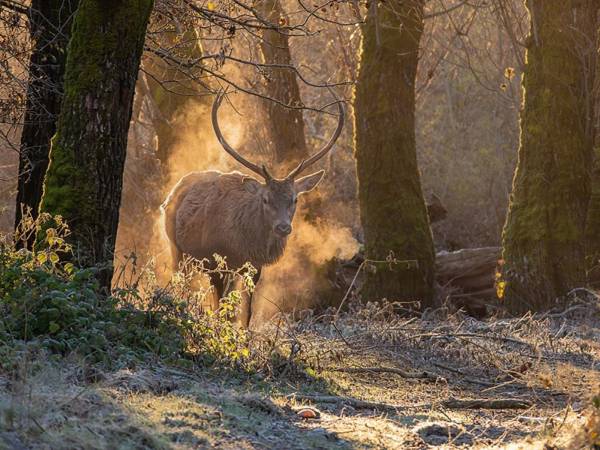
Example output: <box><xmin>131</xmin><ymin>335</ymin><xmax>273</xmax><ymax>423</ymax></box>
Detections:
<box><xmin>354</xmin><ymin>0</ymin><xmax>435</xmax><ymax>307</ymax></box>
<box><xmin>39</xmin><ymin>0</ymin><xmax>154</xmax><ymax>291</ymax></box>
<box><xmin>259</xmin><ymin>0</ymin><xmax>308</xmax><ymax>171</ymax></box>
<box><xmin>501</xmin><ymin>1</ymin><xmax>596</xmax><ymax>313</ymax></box>
<box><xmin>14</xmin><ymin>0</ymin><xmax>79</xmax><ymax>246</ymax></box>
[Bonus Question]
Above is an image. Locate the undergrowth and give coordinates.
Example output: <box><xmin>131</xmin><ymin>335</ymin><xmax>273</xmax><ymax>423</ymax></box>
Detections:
<box><xmin>0</xmin><ymin>214</ymin><xmax>252</xmax><ymax>370</ymax></box>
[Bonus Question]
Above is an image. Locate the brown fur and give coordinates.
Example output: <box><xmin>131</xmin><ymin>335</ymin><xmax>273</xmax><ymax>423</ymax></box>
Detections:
<box><xmin>161</xmin><ymin>170</ymin><xmax>287</xmax><ymax>271</ymax></box>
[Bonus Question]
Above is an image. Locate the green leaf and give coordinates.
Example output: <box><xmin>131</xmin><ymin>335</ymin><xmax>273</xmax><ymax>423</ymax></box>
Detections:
<box><xmin>49</xmin><ymin>321</ymin><xmax>60</xmax><ymax>333</ymax></box>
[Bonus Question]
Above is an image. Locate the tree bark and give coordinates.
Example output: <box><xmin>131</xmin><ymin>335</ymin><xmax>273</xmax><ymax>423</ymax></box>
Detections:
<box><xmin>501</xmin><ymin>1</ymin><xmax>595</xmax><ymax>313</ymax></box>
<box><xmin>145</xmin><ymin>27</ymin><xmax>205</xmax><ymax>166</ymax></box>
<box><xmin>354</xmin><ymin>0</ymin><xmax>435</xmax><ymax>307</ymax></box>
<box><xmin>14</xmin><ymin>0</ymin><xmax>79</xmax><ymax>246</ymax></box>
<box><xmin>586</xmin><ymin>144</ymin><xmax>600</xmax><ymax>280</ymax></box>
<box><xmin>584</xmin><ymin>6</ymin><xmax>600</xmax><ymax>277</ymax></box>
<box><xmin>38</xmin><ymin>0</ymin><xmax>154</xmax><ymax>291</ymax></box>
<box><xmin>259</xmin><ymin>0</ymin><xmax>308</xmax><ymax>172</ymax></box>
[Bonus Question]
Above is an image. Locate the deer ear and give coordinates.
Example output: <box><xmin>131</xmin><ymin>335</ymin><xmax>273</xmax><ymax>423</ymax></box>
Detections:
<box><xmin>295</xmin><ymin>170</ymin><xmax>325</xmax><ymax>195</ymax></box>
<box><xmin>242</xmin><ymin>177</ymin><xmax>262</xmax><ymax>194</ymax></box>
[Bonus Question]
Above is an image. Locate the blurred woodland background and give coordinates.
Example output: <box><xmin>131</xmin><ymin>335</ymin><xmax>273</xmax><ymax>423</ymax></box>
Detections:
<box><xmin>0</xmin><ymin>0</ymin><xmax>524</xmax><ymax>245</ymax></box>
<box><xmin>0</xmin><ymin>0</ymin><xmax>531</xmax><ymax>319</ymax></box>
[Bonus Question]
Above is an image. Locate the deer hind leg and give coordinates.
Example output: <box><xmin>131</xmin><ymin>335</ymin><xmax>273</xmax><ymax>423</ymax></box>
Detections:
<box><xmin>168</xmin><ymin>239</ymin><xmax>183</xmax><ymax>274</ymax></box>
<box><xmin>208</xmin><ymin>272</ymin><xmax>237</xmax><ymax>317</ymax></box>
<box><xmin>223</xmin><ymin>274</ymin><xmax>250</xmax><ymax>328</ymax></box>
<box><xmin>218</xmin><ymin>268</ymin><xmax>260</xmax><ymax>328</ymax></box>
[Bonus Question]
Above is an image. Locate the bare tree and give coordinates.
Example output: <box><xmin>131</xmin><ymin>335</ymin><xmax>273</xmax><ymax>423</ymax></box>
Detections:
<box><xmin>258</xmin><ymin>0</ymin><xmax>308</xmax><ymax>171</ymax></box>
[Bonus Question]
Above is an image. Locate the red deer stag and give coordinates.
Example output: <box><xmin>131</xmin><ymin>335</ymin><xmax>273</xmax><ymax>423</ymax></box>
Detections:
<box><xmin>161</xmin><ymin>92</ymin><xmax>345</xmax><ymax>326</ymax></box>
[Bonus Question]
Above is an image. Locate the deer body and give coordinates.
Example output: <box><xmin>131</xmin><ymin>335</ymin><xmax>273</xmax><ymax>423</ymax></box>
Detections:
<box><xmin>161</xmin><ymin>170</ymin><xmax>287</xmax><ymax>271</ymax></box>
<box><xmin>161</xmin><ymin>92</ymin><xmax>344</xmax><ymax>327</ymax></box>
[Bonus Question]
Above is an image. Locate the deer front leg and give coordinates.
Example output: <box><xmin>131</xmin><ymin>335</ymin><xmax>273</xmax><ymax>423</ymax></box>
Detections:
<box><xmin>208</xmin><ymin>272</ymin><xmax>224</xmax><ymax>312</ymax></box>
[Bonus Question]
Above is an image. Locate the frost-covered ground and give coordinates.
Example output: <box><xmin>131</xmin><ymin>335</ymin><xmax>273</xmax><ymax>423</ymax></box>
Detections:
<box><xmin>1</xmin><ymin>298</ymin><xmax>598</xmax><ymax>449</ymax></box>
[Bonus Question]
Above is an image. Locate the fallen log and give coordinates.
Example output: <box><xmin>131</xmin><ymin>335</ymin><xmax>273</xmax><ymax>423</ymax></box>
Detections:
<box><xmin>329</xmin><ymin>366</ymin><xmax>440</xmax><ymax>381</ymax></box>
<box><xmin>435</xmin><ymin>246</ymin><xmax>501</xmax><ymax>293</ymax></box>
<box><xmin>331</xmin><ymin>247</ymin><xmax>501</xmax><ymax>297</ymax></box>
<box><xmin>323</xmin><ymin>246</ymin><xmax>502</xmax><ymax>317</ymax></box>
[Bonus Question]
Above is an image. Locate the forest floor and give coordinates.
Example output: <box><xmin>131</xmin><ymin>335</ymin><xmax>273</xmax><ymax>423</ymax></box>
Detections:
<box><xmin>0</xmin><ymin>297</ymin><xmax>599</xmax><ymax>449</ymax></box>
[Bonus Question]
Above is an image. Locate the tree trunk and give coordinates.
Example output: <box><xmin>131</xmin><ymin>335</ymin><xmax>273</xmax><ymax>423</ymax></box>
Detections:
<box><xmin>259</xmin><ymin>0</ymin><xmax>308</xmax><ymax>172</ymax></box>
<box><xmin>584</xmin><ymin>8</ymin><xmax>600</xmax><ymax>278</ymax></box>
<box><xmin>38</xmin><ymin>0</ymin><xmax>153</xmax><ymax>291</ymax></box>
<box><xmin>145</xmin><ymin>27</ymin><xmax>205</xmax><ymax>166</ymax></box>
<box><xmin>354</xmin><ymin>0</ymin><xmax>435</xmax><ymax>307</ymax></box>
<box><xmin>14</xmin><ymin>0</ymin><xmax>79</xmax><ymax>246</ymax></box>
<box><xmin>501</xmin><ymin>1</ymin><xmax>595</xmax><ymax>313</ymax></box>
<box><xmin>586</xmin><ymin>144</ymin><xmax>600</xmax><ymax>281</ymax></box>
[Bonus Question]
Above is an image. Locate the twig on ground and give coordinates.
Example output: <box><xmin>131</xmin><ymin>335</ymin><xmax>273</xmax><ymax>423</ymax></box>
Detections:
<box><xmin>481</xmin><ymin>379</ymin><xmax>518</xmax><ymax>393</ymax></box>
<box><xmin>411</xmin><ymin>332</ymin><xmax>531</xmax><ymax>347</ymax></box>
<box><xmin>540</xmin><ymin>304</ymin><xmax>591</xmax><ymax>320</ymax></box>
<box><xmin>289</xmin><ymin>394</ymin><xmax>532</xmax><ymax>411</ymax></box>
<box><xmin>334</xmin><ymin>259</ymin><xmax>366</xmax><ymax>316</ymax></box>
<box><xmin>330</xmin><ymin>366</ymin><xmax>441</xmax><ymax>381</ymax></box>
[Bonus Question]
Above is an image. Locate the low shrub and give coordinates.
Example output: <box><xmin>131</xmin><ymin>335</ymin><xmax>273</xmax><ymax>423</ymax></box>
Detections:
<box><xmin>0</xmin><ymin>214</ymin><xmax>251</xmax><ymax>369</ymax></box>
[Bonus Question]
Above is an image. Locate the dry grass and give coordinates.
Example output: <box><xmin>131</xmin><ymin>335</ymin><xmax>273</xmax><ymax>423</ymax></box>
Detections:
<box><xmin>0</xmin><ymin>295</ymin><xmax>599</xmax><ymax>449</ymax></box>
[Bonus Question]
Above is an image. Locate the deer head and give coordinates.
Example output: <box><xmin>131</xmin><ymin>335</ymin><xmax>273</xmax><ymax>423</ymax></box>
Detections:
<box><xmin>211</xmin><ymin>92</ymin><xmax>345</xmax><ymax>237</ymax></box>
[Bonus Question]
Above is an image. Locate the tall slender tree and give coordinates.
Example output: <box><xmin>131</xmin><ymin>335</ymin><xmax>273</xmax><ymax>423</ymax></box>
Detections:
<box><xmin>354</xmin><ymin>0</ymin><xmax>435</xmax><ymax>306</ymax></box>
<box><xmin>502</xmin><ymin>1</ymin><xmax>597</xmax><ymax>313</ymax></box>
<box><xmin>14</xmin><ymin>0</ymin><xmax>79</xmax><ymax>246</ymax></box>
<box><xmin>259</xmin><ymin>0</ymin><xmax>308</xmax><ymax>171</ymax></box>
<box><xmin>39</xmin><ymin>0</ymin><xmax>154</xmax><ymax>291</ymax></box>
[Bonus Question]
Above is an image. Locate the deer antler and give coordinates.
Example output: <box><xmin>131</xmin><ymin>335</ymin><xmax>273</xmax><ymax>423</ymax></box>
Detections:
<box><xmin>287</xmin><ymin>100</ymin><xmax>345</xmax><ymax>180</ymax></box>
<box><xmin>212</xmin><ymin>91</ymin><xmax>271</xmax><ymax>180</ymax></box>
